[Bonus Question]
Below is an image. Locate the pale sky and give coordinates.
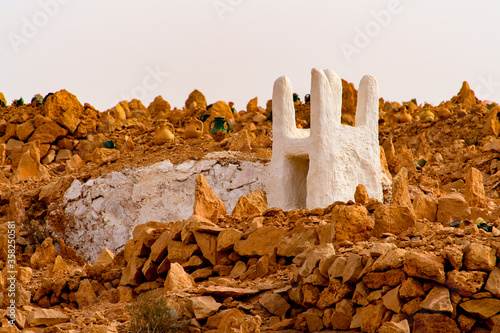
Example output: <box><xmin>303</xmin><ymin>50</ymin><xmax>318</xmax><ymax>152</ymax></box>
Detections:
<box><xmin>2</xmin><ymin>0</ymin><xmax>500</xmax><ymax>111</ymax></box>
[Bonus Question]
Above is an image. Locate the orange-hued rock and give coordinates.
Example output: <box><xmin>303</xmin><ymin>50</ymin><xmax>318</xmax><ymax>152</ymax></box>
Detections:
<box><xmin>341</xmin><ymin>79</ymin><xmax>357</xmax><ymax>122</ymax></box>
<box><xmin>437</xmin><ymin>192</ymin><xmax>471</xmax><ymax>225</ymax></box>
<box><xmin>332</xmin><ymin>204</ymin><xmax>374</xmax><ymax>242</ymax></box>
<box><xmin>147</xmin><ymin>95</ymin><xmax>171</xmax><ymax>119</ymax></box>
<box><xmin>247</xmin><ymin>97</ymin><xmax>259</xmax><ymax>113</ymax></box>
<box><xmin>464</xmin><ymin>167</ymin><xmax>487</xmax><ymax>208</ymax></box>
<box><xmin>373</xmin><ymin>205</ymin><xmax>415</xmax><ymax>237</ymax></box>
<box><xmin>30</xmin><ymin>237</ymin><xmax>57</xmax><ymax>269</ymax></box>
<box><xmin>43</xmin><ymin>89</ymin><xmax>84</xmax><ymax>133</ymax></box>
<box><xmin>209</xmin><ymin>101</ymin><xmax>234</xmax><ymax>120</ymax></box>
<box><xmin>29</xmin><ymin>120</ymin><xmax>68</xmax><ymax>144</ymax></box>
<box><xmin>229</xmin><ymin>129</ymin><xmax>252</xmax><ymax>152</ymax></box>
<box><xmin>185</xmin><ymin>89</ymin><xmax>207</xmax><ymax>109</ymax></box>
<box><xmin>450</xmin><ymin>81</ymin><xmax>478</xmax><ymax>106</ymax></box>
<box><xmin>412</xmin><ymin>193</ymin><xmax>437</xmax><ymax>222</ymax></box>
<box><xmin>17</xmin><ymin>141</ymin><xmax>41</xmax><ymax>180</ymax></box>
<box><xmin>354</xmin><ymin>184</ymin><xmax>369</xmax><ymax>205</ymax></box>
<box><xmin>391</xmin><ymin>167</ymin><xmax>415</xmax><ymax>217</ymax></box>
<box><xmin>193</xmin><ymin>174</ymin><xmax>226</xmax><ymax>220</ymax></box>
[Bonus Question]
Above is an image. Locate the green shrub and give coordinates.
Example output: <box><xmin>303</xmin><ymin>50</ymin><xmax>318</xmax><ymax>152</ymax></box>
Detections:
<box><xmin>128</xmin><ymin>293</ymin><xmax>188</xmax><ymax>333</ymax></box>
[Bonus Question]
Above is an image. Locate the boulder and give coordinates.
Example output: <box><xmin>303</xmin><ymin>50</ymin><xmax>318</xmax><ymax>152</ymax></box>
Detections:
<box><xmin>485</xmin><ymin>267</ymin><xmax>500</xmax><ymax>297</ymax></box>
<box><xmin>420</xmin><ymin>285</ymin><xmax>452</xmax><ymax>313</ymax></box>
<box><xmin>361</xmin><ymin>302</ymin><xmax>388</xmax><ymax>333</ymax></box>
<box><xmin>185</xmin><ymin>89</ymin><xmax>207</xmax><ymax>109</ymax></box>
<box><xmin>277</xmin><ymin>224</ymin><xmax>318</xmax><ymax>257</ymax></box>
<box><xmin>217</xmin><ymin>228</ymin><xmax>242</xmax><ymax>252</ymax></box>
<box><xmin>391</xmin><ymin>168</ymin><xmax>414</xmax><ymax>216</ymax></box>
<box><xmin>186</xmin><ymin>296</ymin><xmax>221</xmax><ymax>320</ymax></box>
<box><xmin>412</xmin><ymin>193</ymin><xmax>437</xmax><ymax>222</ymax></box>
<box><xmin>43</xmin><ymin>89</ymin><xmax>84</xmax><ymax>133</ymax></box>
<box><xmin>29</xmin><ymin>120</ymin><xmax>68</xmax><ymax>144</ymax></box>
<box><xmin>75</xmin><ymin>279</ymin><xmax>97</xmax><ymax>307</ymax></box>
<box><xmin>450</xmin><ymin>81</ymin><xmax>478</xmax><ymax>106</ymax></box>
<box><xmin>460</xmin><ymin>298</ymin><xmax>500</xmax><ymax>319</ymax></box>
<box><xmin>234</xmin><ymin>226</ymin><xmax>286</xmax><ymax>257</ymax></box>
<box><xmin>193</xmin><ymin>174</ymin><xmax>226</xmax><ymax>220</ymax></box>
<box><xmin>147</xmin><ymin>95</ymin><xmax>171</xmax><ymax>118</ymax></box>
<box><xmin>16</xmin><ymin>121</ymin><xmax>35</xmax><ymax>141</ymax></box>
<box><xmin>209</xmin><ymin>101</ymin><xmax>234</xmax><ymax>120</ymax></box>
<box><xmin>246</xmin><ymin>97</ymin><xmax>259</xmax><ymax>113</ymax></box>
<box><xmin>399</xmin><ymin>277</ymin><xmax>425</xmax><ymax>299</ymax></box>
<box><xmin>26</xmin><ymin>309</ymin><xmax>70</xmax><ymax>327</ymax></box>
<box><xmin>437</xmin><ymin>192</ymin><xmax>471</xmax><ymax>225</ymax></box>
<box><xmin>464</xmin><ymin>167</ymin><xmax>487</xmax><ymax>208</ymax></box>
<box><xmin>463</xmin><ymin>243</ymin><xmax>496</xmax><ymax>271</ymax></box>
<box><xmin>30</xmin><ymin>237</ymin><xmax>56</xmax><ymax>269</ymax></box>
<box><xmin>445</xmin><ymin>270</ymin><xmax>486</xmax><ymax>297</ymax></box>
<box><xmin>164</xmin><ymin>262</ymin><xmax>195</xmax><ymax>292</ymax></box>
<box><xmin>354</xmin><ymin>184</ymin><xmax>369</xmax><ymax>205</ymax></box>
<box><xmin>17</xmin><ymin>143</ymin><xmax>40</xmax><ymax>180</ymax></box>
<box><xmin>441</xmin><ymin>245</ymin><xmax>463</xmax><ymax>270</ymax></box>
<box><xmin>332</xmin><ymin>204</ymin><xmax>373</xmax><ymax>242</ymax></box>
<box><xmin>229</xmin><ymin>129</ymin><xmax>252</xmax><ymax>152</ymax></box>
<box><xmin>373</xmin><ymin>205</ymin><xmax>415</xmax><ymax>237</ymax></box>
<box><xmin>403</xmin><ymin>250</ymin><xmax>445</xmax><ymax>284</ymax></box>
<box><xmin>259</xmin><ymin>292</ymin><xmax>291</xmax><ymax>318</ymax></box>
<box><xmin>412</xmin><ymin>313</ymin><xmax>460</xmax><ymax>333</ymax></box>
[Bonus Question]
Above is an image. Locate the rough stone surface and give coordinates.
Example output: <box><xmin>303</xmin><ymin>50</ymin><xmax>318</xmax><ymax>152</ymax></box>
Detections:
<box><xmin>75</xmin><ymin>279</ymin><xmax>98</xmax><ymax>307</ymax></box>
<box><xmin>187</xmin><ymin>296</ymin><xmax>221</xmax><ymax>320</ymax></box>
<box><xmin>437</xmin><ymin>192</ymin><xmax>471</xmax><ymax>225</ymax></box>
<box><xmin>420</xmin><ymin>285</ymin><xmax>453</xmax><ymax>313</ymax></box>
<box><xmin>164</xmin><ymin>262</ymin><xmax>195</xmax><ymax>292</ymax></box>
<box><xmin>258</xmin><ymin>292</ymin><xmax>290</xmax><ymax>318</ymax></box>
<box><xmin>412</xmin><ymin>313</ymin><xmax>460</xmax><ymax>333</ymax></box>
<box><xmin>373</xmin><ymin>205</ymin><xmax>416</xmax><ymax>237</ymax></box>
<box><xmin>485</xmin><ymin>267</ymin><xmax>500</xmax><ymax>297</ymax></box>
<box><xmin>463</xmin><ymin>243</ymin><xmax>496</xmax><ymax>271</ymax></box>
<box><xmin>464</xmin><ymin>167</ymin><xmax>487</xmax><ymax>208</ymax></box>
<box><xmin>445</xmin><ymin>270</ymin><xmax>486</xmax><ymax>297</ymax></box>
<box><xmin>403</xmin><ymin>250</ymin><xmax>445</xmax><ymax>283</ymax></box>
<box><xmin>193</xmin><ymin>174</ymin><xmax>226</xmax><ymax>220</ymax></box>
<box><xmin>26</xmin><ymin>309</ymin><xmax>70</xmax><ymax>327</ymax></box>
<box><xmin>332</xmin><ymin>204</ymin><xmax>374</xmax><ymax>242</ymax></box>
<box><xmin>30</xmin><ymin>237</ymin><xmax>56</xmax><ymax>269</ymax></box>
<box><xmin>234</xmin><ymin>226</ymin><xmax>286</xmax><ymax>257</ymax></box>
<box><xmin>459</xmin><ymin>298</ymin><xmax>500</xmax><ymax>319</ymax></box>
<box><xmin>63</xmin><ymin>156</ymin><xmax>266</xmax><ymax>262</ymax></box>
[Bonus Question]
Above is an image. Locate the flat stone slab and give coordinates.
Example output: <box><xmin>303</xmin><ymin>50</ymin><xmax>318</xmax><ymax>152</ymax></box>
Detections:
<box><xmin>197</xmin><ymin>285</ymin><xmax>261</xmax><ymax>298</ymax></box>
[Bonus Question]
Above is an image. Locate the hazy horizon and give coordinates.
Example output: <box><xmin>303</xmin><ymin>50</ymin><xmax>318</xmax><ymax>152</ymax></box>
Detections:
<box><xmin>2</xmin><ymin>0</ymin><xmax>500</xmax><ymax>111</ymax></box>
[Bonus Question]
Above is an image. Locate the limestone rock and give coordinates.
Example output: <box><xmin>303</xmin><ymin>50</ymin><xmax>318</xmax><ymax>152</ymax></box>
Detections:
<box><xmin>259</xmin><ymin>292</ymin><xmax>290</xmax><ymax>318</ymax></box>
<box><xmin>232</xmin><ymin>195</ymin><xmax>259</xmax><ymax>218</ymax></box>
<box><xmin>217</xmin><ymin>228</ymin><xmax>242</xmax><ymax>252</ymax></box>
<box><xmin>354</xmin><ymin>184</ymin><xmax>369</xmax><ymax>204</ymax></box>
<box><xmin>403</xmin><ymin>250</ymin><xmax>445</xmax><ymax>284</ymax></box>
<box><xmin>361</xmin><ymin>302</ymin><xmax>387</xmax><ymax>333</ymax></box>
<box><xmin>81</xmin><ymin>325</ymin><xmax>119</xmax><ymax>333</ymax></box>
<box><xmin>420</xmin><ymin>285</ymin><xmax>452</xmax><ymax>313</ymax></box>
<box><xmin>95</xmin><ymin>248</ymin><xmax>114</xmax><ymax>266</ymax></box>
<box><xmin>277</xmin><ymin>224</ymin><xmax>318</xmax><ymax>257</ymax></box>
<box><xmin>55</xmin><ymin>148</ymin><xmax>72</xmax><ymax>162</ymax></box>
<box><xmin>51</xmin><ymin>255</ymin><xmax>70</xmax><ymax>277</ymax></box>
<box><xmin>296</xmin><ymin>243</ymin><xmax>336</xmax><ymax>277</ymax></box>
<box><xmin>382</xmin><ymin>285</ymin><xmax>403</xmax><ymax>313</ymax></box>
<box><xmin>167</xmin><ymin>241</ymin><xmax>199</xmax><ymax>263</ymax></box>
<box><xmin>442</xmin><ymin>245</ymin><xmax>463</xmax><ymax>270</ymax></box>
<box><xmin>485</xmin><ymin>267</ymin><xmax>500</xmax><ymax>297</ymax></box>
<box><xmin>412</xmin><ymin>313</ymin><xmax>460</xmax><ymax>333</ymax></box>
<box><xmin>43</xmin><ymin>89</ymin><xmax>84</xmax><ymax>133</ymax></box>
<box><xmin>26</xmin><ymin>309</ymin><xmax>70</xmax><ymax>327</ymax></box>
<box><xmin>164</xmin><ymin>262</ymin><xmax>195</xmax><ymax>292</ymax></box>
<box><xmin>450</xmin><ymin>81</ymin><xmax>478</xmax><ymax>106</ymax></box>
<box><xmin>65</xmin><ymin>154</ymin><xmax>86</xmax><ymax>172</ymax></box>
<box><xmin>229</xmin><ymin>129</ymin><xmax>252</xmax><ymax>152</ymax></box>
<box><xmin>187</xmin><ymin>296</ymin><xmax>221</xmax><ymax>320</ymax></box>
<box><xmin>75</xmin><ymin>279</ymin><xmax>97</xmax><ymax>308</ymax></box>
<box><xmin>399</xmin><ymin>277</ymin><xmax>425</xmax><ymax>299</ymax></box>
<box><xmin>185</xmin><ymin>89</ymin><xmax>207</xmax><ymax>109</ymax></box>
<box><xmin>147</xmin><ymin>95</ymin><xmax>171</xmax><ymax>118</ymax></box>
<box><xmin>193</xmin><ymin>231</ymin><xmax>220</xmax><ymax>265</ymax></box>
<box><xmin>460</xmin><ymin>298</ymin><xmax>500</xmax><ymax>319</ymax></box>
<box><xmin>16</xmin><ymin>121</ymin><xmax>35</xmax><ymax>141</ymax></box>
<box><xmin>437</xmin><ymin>192</ymin><xmax>471</xmax><ymax>225</ymax></box>
<box><xmin>342</xmin><ymin>253</ymin><xmax>364</xmax><ymax>284</ymax></box>
<box><xmin>412</xmin><ymin>193</ymin><xmax>437</xmax><ymax>222</ymax></box>
<box><xmin>463</xmin><ymin>243</ymin><xmax>496</xmax><ymax>271</ymax></box>
<box><xmin>30</xmin><ymin>237</ymin><xmax>56</xmax><ymax>269</ymax></box>
<box><xmin>391</xmin><ymin>168</ymin><xmax>414</xmax><ymax>215</ymax></box>
<box><xmin>17</xmin><ymin>146</ymin><xmax>40</xmax><ymax>180</ymax></box>
<box><xmin>332</xmin><ymin>204</ymin><xmax>373</xmax><ymax>242</ymax></box>
<box><xmin>362</xmin><ymin>269</ymin><xmax>406</xmax><ymax>290</ymax></box>
<box><xmin>193</xmin><ymin>174</ymin><xmax>226</xmax><ymax>220</ymax></box>
<box><xmin>119</xmin><ymin>256</ymin><xmax>146</xmax><ymax>286</ymax></box>
<box><xmin>209</xmin><ymin>101</ymin><xmax>234</xmax><ymax>120</ymax></box>
<box><xmin>464</xmin><ymin>167</ymin><xmax>487</xmax><ymax>208</ymax></box>
<box><xmin>149</xmin><ymin>229</ymin><xmax>171</xmax><ymax>263</ymax></box>
<box><xmin>29</xmin><ymin>120</ymin><xmax>68</xmax><ymax>144</ymax></box>
<box><xmin>373</xmin><ymin>205</ymin><xmax>416</xmax><ymax>238</ymax></box>
<box><xmin>371</xmin><ymin>248</ymin><xmax>406</xmax><ymax>271</ymax></box>
<box><xmin>234</xmin><ymin>226</ymin><xmax>286</xmax><ymax>256</ymax></box>
<box><xmin>246</xmin><ymin>97</ymin><xmax>259</xmax><ymax>113</ymax></box>
<box><xmin>445</xmin><ymin>270</ymin><xmax>486</xmax><ymax>297</ymax></box>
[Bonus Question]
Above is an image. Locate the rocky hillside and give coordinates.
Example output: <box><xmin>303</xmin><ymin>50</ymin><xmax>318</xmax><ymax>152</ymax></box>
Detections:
<box><xmin>1</xmin><ymin>83</ymin><xmax>500</xmax><ymax>332</ymax></box>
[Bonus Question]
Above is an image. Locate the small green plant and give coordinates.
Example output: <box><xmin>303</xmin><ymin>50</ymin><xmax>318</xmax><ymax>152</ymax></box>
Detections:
<box><xmin>410</xmin><ymin>98</ymin><xmax>417</xmax><ymax>105</ymax></box>
<box><xmin>486</xmin><ymin>103</ymin><xmax>496</xmax><ymax>110</ymax></box>
<box><xmin>128</xmin><ymin>293</ymin><xmax>188</xmax><ymax>333</ymax></box>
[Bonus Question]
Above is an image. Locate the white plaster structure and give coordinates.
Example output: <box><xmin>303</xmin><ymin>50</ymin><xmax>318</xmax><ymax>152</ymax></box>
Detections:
<box><xmin>267</xmin><ymin>68</ymin><xmax>383</xmax><ymax>210</ymax></box>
